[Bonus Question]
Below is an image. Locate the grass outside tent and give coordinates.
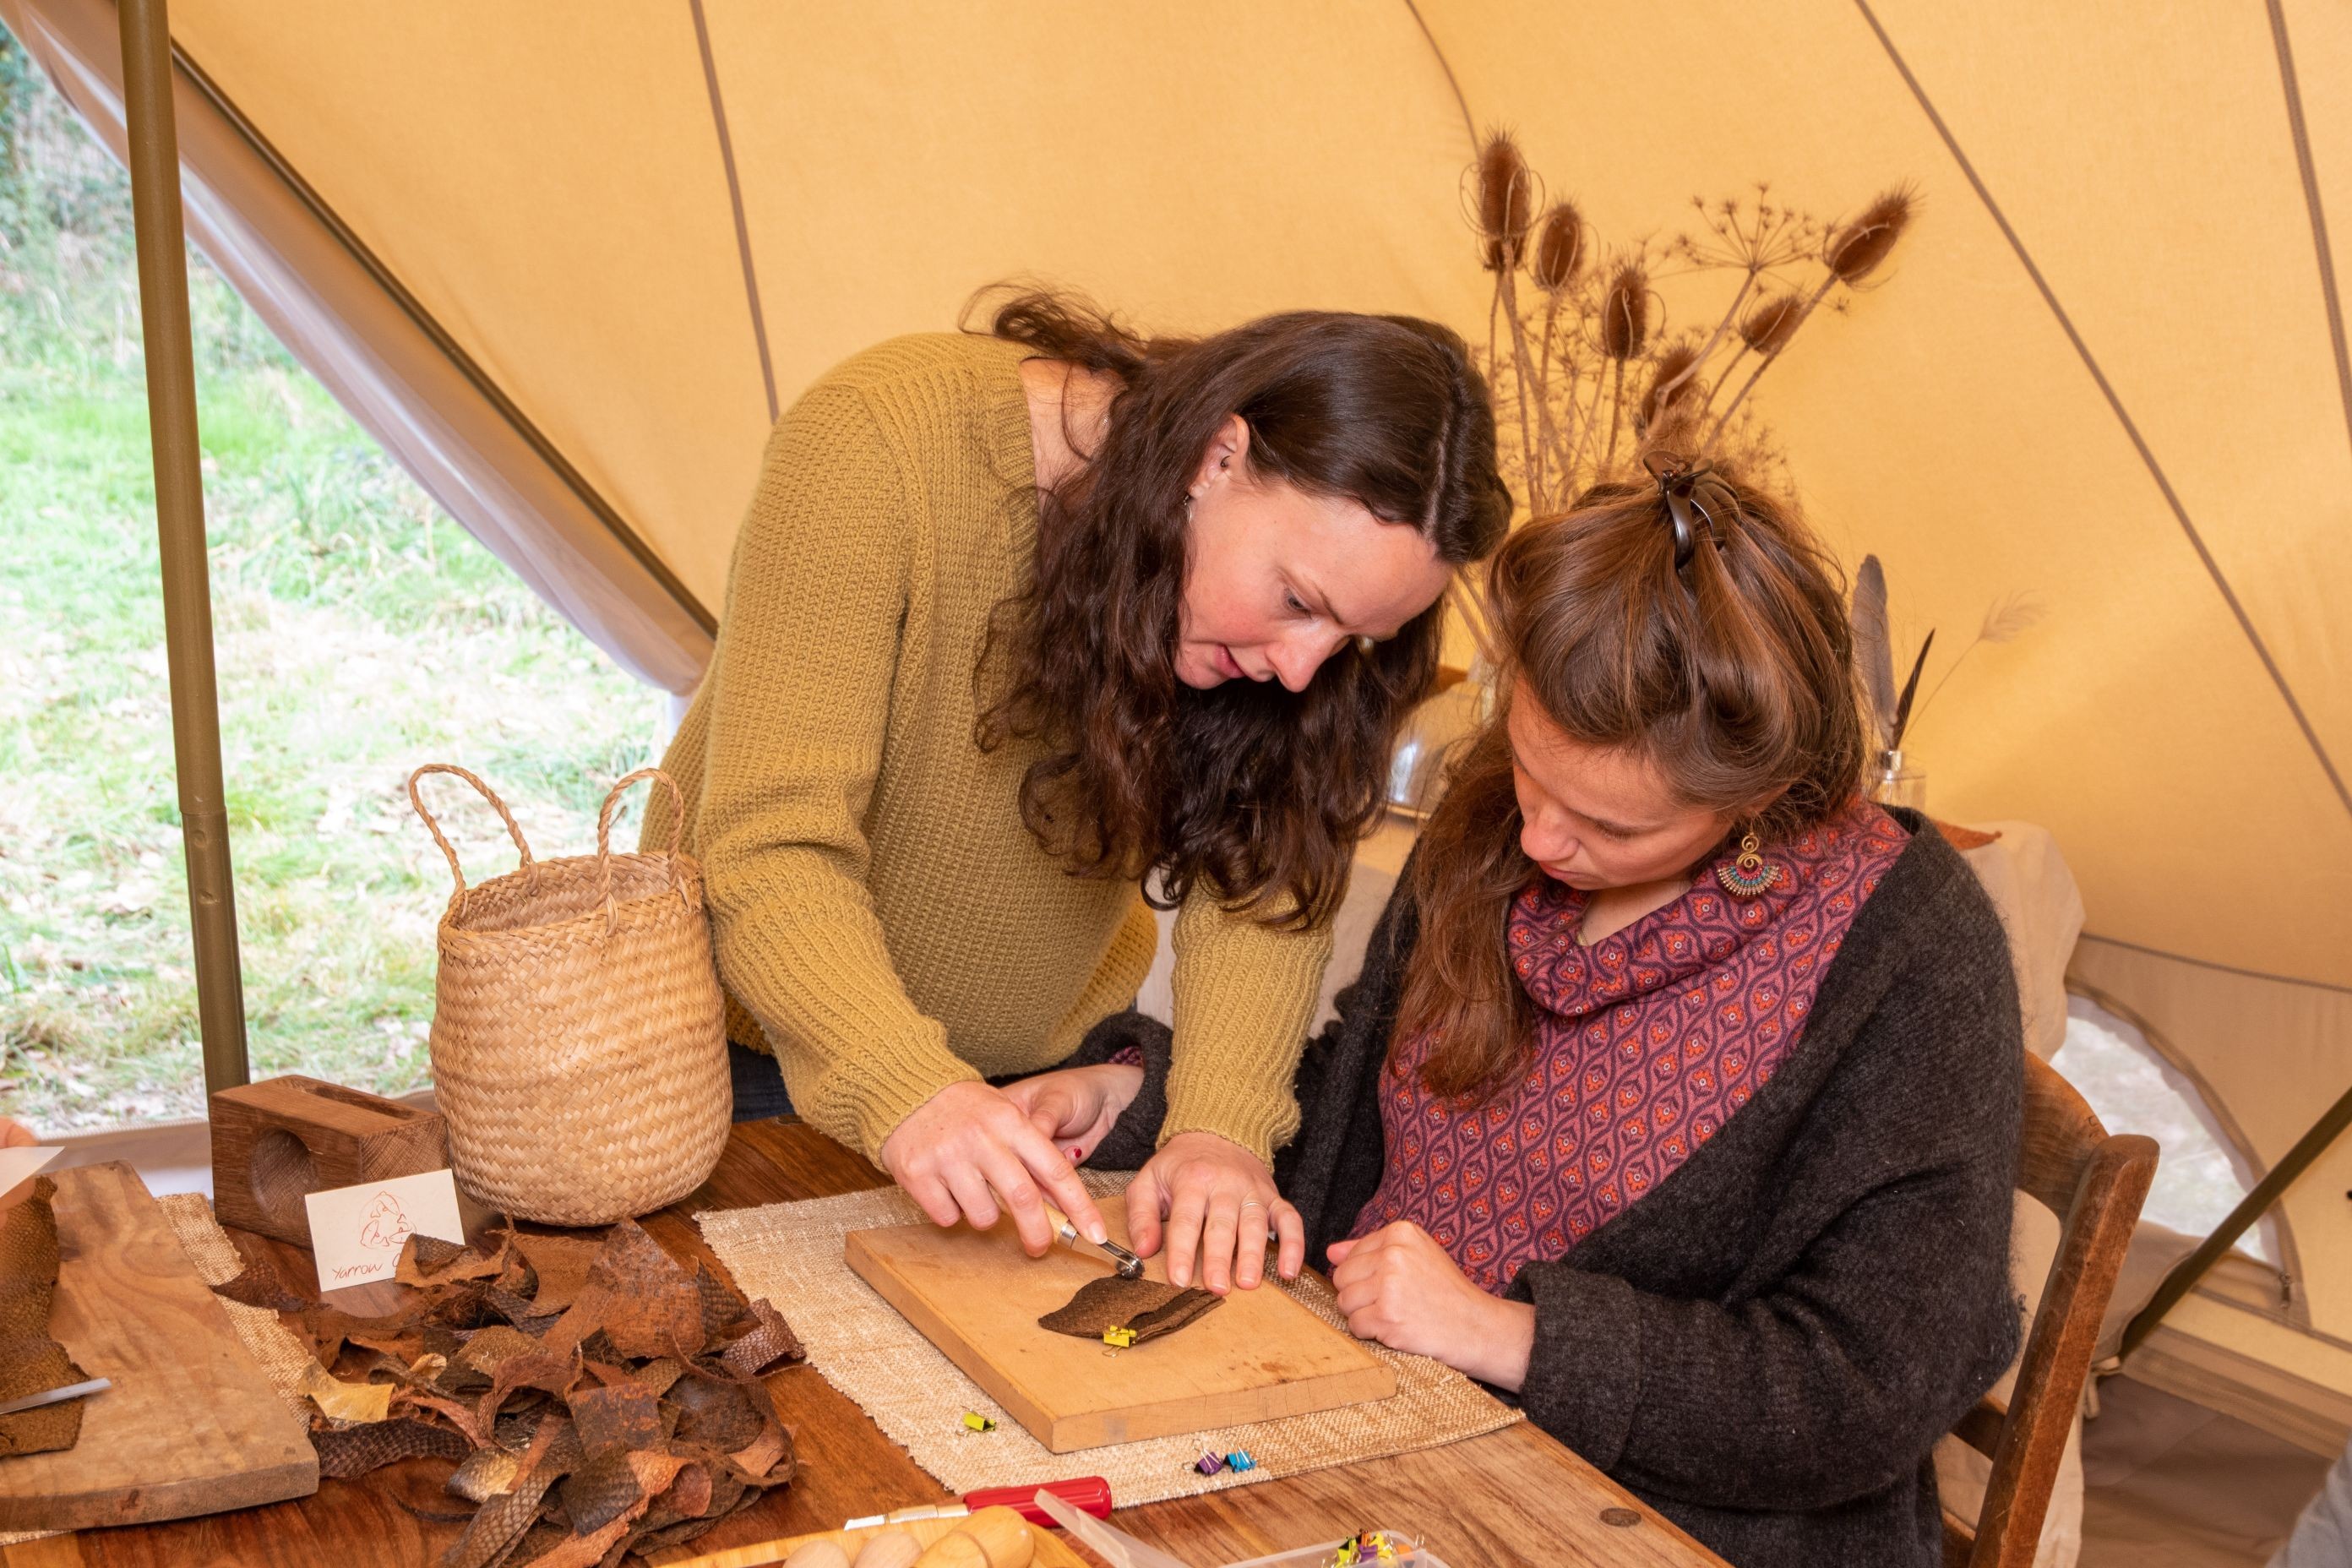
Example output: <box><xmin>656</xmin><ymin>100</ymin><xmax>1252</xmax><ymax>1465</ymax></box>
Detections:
<box><xmin>0</xmin><ymin>29</ymin><xmax>660</xmax><ymax>1131</ymax></box>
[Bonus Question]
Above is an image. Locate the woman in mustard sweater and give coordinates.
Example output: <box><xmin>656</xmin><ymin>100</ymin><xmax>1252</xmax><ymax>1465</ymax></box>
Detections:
<box><xmin>648</xmin><ymin>293</ymin><xmax>1509</xmax><ymax>1291</ymax></box>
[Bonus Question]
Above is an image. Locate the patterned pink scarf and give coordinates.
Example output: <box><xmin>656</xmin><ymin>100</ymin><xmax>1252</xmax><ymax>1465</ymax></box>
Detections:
<box><xmin>1353</xmin><ymin>798</ymin><xmax>1909</xmax><ymax>1293</ymax></box>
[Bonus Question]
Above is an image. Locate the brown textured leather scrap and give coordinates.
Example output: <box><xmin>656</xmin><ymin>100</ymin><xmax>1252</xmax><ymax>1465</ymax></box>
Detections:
<box><xmin>717</xmin><ymin>1298</ymin><xmax>803</xmax><ymax>1379</ymax></box>
<box><xmin>1037</xmin><ymin>1274</ymin><xmax>1225</xmax><ymax>1343</ymax></box>
<box><xmin>204</xmin><ymin>1216</ymin><xmax>801</xmax><ymax>1560</ymax></box>
<box><xmin>313</xmin><ymin>1415</ymin><xmax>474</xmax><ymax>1478</ymax></box>
<box><xmin>0</xmin><ymin>1177</ymin><xmax>90</xmax><ymax>1457</ymax></box>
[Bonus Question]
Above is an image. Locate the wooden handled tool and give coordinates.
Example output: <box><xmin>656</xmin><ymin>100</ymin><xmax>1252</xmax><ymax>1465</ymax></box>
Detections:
<box><xmin>1041</xmin><ymin>1202</ymin><xmax>1142</xmax><ymax>1279</ymax></box>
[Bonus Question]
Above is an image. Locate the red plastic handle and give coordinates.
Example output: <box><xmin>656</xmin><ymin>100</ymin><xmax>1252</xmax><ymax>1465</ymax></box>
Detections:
<box><xmin>963</xmin><ymin>1475</ymin><xmax>1113</xmax><ymax>1524</ymax></box>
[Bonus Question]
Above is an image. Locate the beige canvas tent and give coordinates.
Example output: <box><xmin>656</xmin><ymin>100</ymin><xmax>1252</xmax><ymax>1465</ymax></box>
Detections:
<box><xmin>4</xmin><ymin>0</ymin><xmax>2348</xmax><ymax>1464</ymax></box>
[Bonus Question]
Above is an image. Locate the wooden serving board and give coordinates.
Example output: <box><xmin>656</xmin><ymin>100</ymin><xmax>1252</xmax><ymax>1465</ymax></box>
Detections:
<box><xmin>846</xmin><ymin>1211</ymin><xmax>1396</xmax><ymax>1453</ymax></box>
<box><xmin>0</xmin><ymin>1162</ymin><xmax>318</xmax><ymax>1531</ymax></box>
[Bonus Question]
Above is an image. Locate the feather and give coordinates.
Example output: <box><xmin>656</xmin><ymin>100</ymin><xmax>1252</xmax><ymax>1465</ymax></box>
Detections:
<box><xmin>1889</xmin><ymin>629</ymin><xmax>1936</xmax><ymax>751</ymax></box>
<box><xmin>1851</xmin><ymin>556</ymin><xmax>1896</xmax><ymax>735</ymax></box>
<box><xmin>1979</xmin><ymin>591</ymin><xmax>2044</xmax><ymax>645</ymax></box>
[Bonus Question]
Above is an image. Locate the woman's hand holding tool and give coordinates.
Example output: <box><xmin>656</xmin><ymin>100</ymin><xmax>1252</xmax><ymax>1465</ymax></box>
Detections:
<box><xmin>880</xmin><ymin>1081</ymin><xmax>1109</xmax><ymax>1256</ymax></box>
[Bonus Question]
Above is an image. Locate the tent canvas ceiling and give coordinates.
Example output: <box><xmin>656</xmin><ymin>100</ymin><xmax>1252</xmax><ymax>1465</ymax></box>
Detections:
<box><xmin>4</xmin><ymin>0</ymin><xmax>2348</xmax><ymax>1375</ymax></box>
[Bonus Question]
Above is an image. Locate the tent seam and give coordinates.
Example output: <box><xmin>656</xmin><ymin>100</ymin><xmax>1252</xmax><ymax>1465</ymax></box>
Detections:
<box><xmin>689</xmin><ymin>0</ymin><xmax>778</xmax><ymax>427</ymax></box>
<box><xmin>2076</xmin><ymin>932</ymin><xmax>2352</xmax><ymax>999</ymax></box>
<box><xmin>1399</xmin><ymin>0</ymin><xmax>1476</xmax><ymax>152</ymax></box>
<box><xmin>2263</xmin><ymin>0</ymin><xmax>2352</xmax><ymax>480</ymax></box>
<box><xmin>1853</xmin><ymin>0</ymin><xmax>2352</xmax><ymax>825</ymax></box>
<box><xmin>155</xmin><ymin>31</ymin><xmax>718</xmax><ymax>637</ymax></box>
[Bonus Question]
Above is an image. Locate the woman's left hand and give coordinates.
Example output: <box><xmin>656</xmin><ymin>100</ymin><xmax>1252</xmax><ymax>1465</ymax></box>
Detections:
<box><xmin>1326</xmin><ymin>1221</ymin><xmax>1535</xmax><ymax>1391</ymax></box>
<box><xmin>1128</xmin><ymin>1130</ymin><xmax>1305</xmax><ymax>1294</ymax></box>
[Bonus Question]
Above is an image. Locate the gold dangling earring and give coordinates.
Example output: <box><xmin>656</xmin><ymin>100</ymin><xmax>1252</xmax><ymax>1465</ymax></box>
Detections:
<box><xmin>1716</xmin><ymin>830</ymin><xmax>1784</xmax><ymax>898</ymax></box>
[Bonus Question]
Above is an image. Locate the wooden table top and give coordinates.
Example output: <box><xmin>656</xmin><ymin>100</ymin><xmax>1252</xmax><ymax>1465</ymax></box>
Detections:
<box><xmin>1</xmin><ymin>1119</ymin><xmax>1723</xmax><ymax>1568</ymax></box>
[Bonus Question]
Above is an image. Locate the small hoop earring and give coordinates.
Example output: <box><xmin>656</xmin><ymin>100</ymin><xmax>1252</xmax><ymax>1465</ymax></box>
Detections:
<box><xmin>1715</xmin><ymin>830</ymin><xmax>1784</xmax><ymax>899</ymax></box>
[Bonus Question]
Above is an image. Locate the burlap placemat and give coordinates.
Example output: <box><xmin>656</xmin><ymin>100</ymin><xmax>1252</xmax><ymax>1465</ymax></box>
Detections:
<box><xmin>696</xmin><ymin>1172</ymin><xmax>1522</xmax><ymax>1505</ymax></box>
<box><xmin>156</xmin><ymin>1192</ymin><xmax>317</xmax><ymax>1420</ymax></box>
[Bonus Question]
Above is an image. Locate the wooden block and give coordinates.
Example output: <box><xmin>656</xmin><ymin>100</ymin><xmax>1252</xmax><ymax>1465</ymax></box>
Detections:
<box><xmin>0</xmin><ymin>1162</ymin><xmax>318</xmax><ymax>1531</ymax></box>
<box><xmin>846</xmin><ymin>1211</ymin><xmax>1396</xmax><ymax>1453</ymax></box>
<box><xmin>210</xmin><ymin>1075</ymin><xmax>448</xmax><ymax>1248</ymax></box>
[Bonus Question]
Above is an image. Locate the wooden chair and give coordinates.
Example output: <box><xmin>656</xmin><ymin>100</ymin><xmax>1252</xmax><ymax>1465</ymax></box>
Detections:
<box><xmin>1944</xmin><ymin>1053</ymin><xmax>2159</xmax><ymax>1566</ymax></box>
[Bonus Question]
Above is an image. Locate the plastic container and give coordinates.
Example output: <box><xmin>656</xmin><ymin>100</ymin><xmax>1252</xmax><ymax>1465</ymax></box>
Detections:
<box><xmin>1227</xmin><ymin>1532</ymin><xmax>1447</xmax><ymax>1568</ymax></box>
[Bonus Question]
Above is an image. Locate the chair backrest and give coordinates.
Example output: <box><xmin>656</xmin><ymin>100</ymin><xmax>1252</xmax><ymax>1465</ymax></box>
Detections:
<box><xmin>1945</xmin><ymin>1053</ymin><xmax>2160</xmax><ymax>1568</ymax></box>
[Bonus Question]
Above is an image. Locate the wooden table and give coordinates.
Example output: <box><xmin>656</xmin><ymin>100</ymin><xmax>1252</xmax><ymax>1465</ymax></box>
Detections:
<box><xmin>1</xmin><ymin>1120</ymin><xmax>1723</xmax><ymax>1568</ymax></box>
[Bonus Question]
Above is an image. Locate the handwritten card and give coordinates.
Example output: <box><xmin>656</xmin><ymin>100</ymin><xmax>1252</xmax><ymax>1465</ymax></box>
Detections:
<box><xmin>302</xmin><ymin>1168</ymin><xmax>465</xmax><ymax>1293</ymax></box>
<box><xmin>0</xmin><ymin>1145</ymin><xmax>63</xmax><ymax>1195</ymax></box>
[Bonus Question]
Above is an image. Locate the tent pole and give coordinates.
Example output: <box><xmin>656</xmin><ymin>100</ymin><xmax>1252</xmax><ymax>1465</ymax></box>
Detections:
<box><xmin>2119</xmin><ymin>1079</ymin><xmax>2352</xmax><ymax>1357</ymax></box>
<box><xmin>117</xmin><ymin>0</ymin><xmax>248</xmax><ymax>1096</ymax></box>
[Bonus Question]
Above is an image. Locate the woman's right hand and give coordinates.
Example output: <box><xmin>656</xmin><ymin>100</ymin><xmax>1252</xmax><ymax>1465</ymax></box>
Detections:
<box><xmin>878</xmin><ymin>1080</ymin><xmax>1109</xmax><ymax>1257</ymax></box>
<box><xmin>1000</xmin><ymin>1064</ymin><xmax>1144</xmax><ymax>1167</ymax></box>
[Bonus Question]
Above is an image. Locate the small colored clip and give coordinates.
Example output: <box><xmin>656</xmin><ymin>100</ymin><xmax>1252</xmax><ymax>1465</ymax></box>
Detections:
<box><xmin>1194</xmin><ymin>1451</ymin><xmax>1227</xmax><ymax>1476</ymax></box>
<box><xmin>961</xmin><ymin>1412</ymin><xmax>996</xmax><ymax>1433</ymax></box>
<box><xmin>1224</xmin><ymin>1450</ymin><xmax>1255</xmax><ymax>1472</ymax></box>
<box><xmin>1102</xmin><ymin>1326</ymin><xmax>1136</xmax><ymax>1348</ymax></box>
<box><xmin>1332</xmin><ymin>1543</ymin><xmax>1360</xmax><ymax>1567</ymax></box>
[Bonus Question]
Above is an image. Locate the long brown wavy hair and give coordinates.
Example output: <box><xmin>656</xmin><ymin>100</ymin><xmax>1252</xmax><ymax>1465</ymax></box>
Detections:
<box><xmin>973</xmin><ymin>291</ymin><xmax>1512</xmax><ymax>929</ymax></box>
<box><xmin>1396</xmin><ymin>452</ymin><xmax>1866</xmax><ymax>1097</ymax></box>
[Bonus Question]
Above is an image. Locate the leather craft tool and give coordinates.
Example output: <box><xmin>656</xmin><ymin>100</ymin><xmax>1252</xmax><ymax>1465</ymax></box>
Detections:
<box><xmin>845</xmin><ymin>1475</ymin><xmax>1113</xmax><ymax>1529</ymax></box>
<box><xmin>1042</xmin><ymin>1202</ymin><xmax>1143</xmax><ymax>1279</ymax></box>
<box><xmin>0</xmin><ymin>1375</ymin><xmax>111</xmax><ymax>1417</ymax></box>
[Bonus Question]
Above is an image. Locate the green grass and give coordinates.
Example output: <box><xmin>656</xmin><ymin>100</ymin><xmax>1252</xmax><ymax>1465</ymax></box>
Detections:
<box><xmin>0</xmin><ymin>35</ymin><xmax>659</xmax><ymax>1131</ymax></box>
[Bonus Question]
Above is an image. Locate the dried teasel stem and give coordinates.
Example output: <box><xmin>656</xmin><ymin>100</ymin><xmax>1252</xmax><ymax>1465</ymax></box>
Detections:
<box><xmin>1706</xmin><ymin>192</ymin><xmax>1913</xmax><ymax>445</ymax></box>
<box><xmin>1825</xmin><ymin>186</ymin><xmax>1915</xmax><ymax>286</ymax></box>
<box><xmin>1530</xmin><ymin>201</ymin><xmax>1585</xmax><ymax>292</ymax></box>
<box><xmin>1641</xmin><ymin>343</ymin><xmax>1703</xmax><ymax>430</ymax></box>
<box><xmin>1598</xmin><ymin>261</ymin><xmax>1647</xmax><ymax>470</ymax></box>
<box><xmin>1476</xmin><ymin>130</ymin><xmax>1536</xmax><ymax>273</ymax></box>
<box><xmin>1524</xmin><ymin>201</ymin><xmax>1585</xmax><ymax>504</ymax></box>
<box><xmin>1652</xmin><ymin>270</ymin><xmax>1756</xmax><ymax>421</ymax></box>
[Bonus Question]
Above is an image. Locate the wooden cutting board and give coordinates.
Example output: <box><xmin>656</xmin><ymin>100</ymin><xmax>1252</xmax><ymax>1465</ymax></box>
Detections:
<box><xmin>0</xmin><ymin>1162</ymin><xmax>318</xmax><ymax>1531</ymax></box>
<box><xmin>846</xmin><ymin>1211</ymin><xmax>1396</xmax><ymax>1453</ymax></box>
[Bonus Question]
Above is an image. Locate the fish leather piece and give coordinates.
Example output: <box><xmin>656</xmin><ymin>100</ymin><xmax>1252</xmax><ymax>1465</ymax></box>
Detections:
<box><xmin>1037</xmin><ymin>1274</ymin><xmax>1225</xmax><ymax>1343</ymax></box>
<box><xmin>569</xmin><ymin>1380</ymin><xmax>660</xmax><ymax>1458</ymax></box>
<box><xmin>717</xmin><ymin>1297</ymin><xmax>804</xmax><ymax>1379</ymax></box>
<box><xmin>0</xmin><ymin>1179</ymin><xmax>90</xmax><ymax>1456</ymax></box>
<box><xmin>554</xmin><ymin>1445</ymin><xmax>642</xmax><ymax>1534</ymax></box>
<box><xmin>193</xmin><ymin>1205</ymin><xmax>803</xmax><ymax>1561</ymax></box>
<box><xmin>313</xmin><ymin>1414</ymin><xmax>474</xmax><ymax>1478</ymax></box>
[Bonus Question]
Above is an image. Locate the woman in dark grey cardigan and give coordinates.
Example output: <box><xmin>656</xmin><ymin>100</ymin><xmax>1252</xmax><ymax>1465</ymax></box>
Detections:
<box><xmin>1015</xmin><ymin>454</ymin><xmax>2023</xmax><ymax>1568</ymax></box>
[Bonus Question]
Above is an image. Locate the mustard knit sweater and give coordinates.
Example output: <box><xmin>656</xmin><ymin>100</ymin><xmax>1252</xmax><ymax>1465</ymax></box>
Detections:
<box><xmin>646</xmin><ymin>333</ymin><xmax>1334</xmax><ymax>1166</ymax></box>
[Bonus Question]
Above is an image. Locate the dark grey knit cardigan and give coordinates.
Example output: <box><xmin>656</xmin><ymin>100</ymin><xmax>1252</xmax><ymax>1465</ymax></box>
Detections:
<box><xmin>1064</xmin><ymin>810</ymin><xmax>2023</xmax><ymax>1568</ymax></box>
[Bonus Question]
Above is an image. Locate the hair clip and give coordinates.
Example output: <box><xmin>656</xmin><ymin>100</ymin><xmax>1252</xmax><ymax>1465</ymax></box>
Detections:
<box><xmin>1642</xmin><ymin>450</ymin><xmax>1738</xmax><ymax>570</ymax></box>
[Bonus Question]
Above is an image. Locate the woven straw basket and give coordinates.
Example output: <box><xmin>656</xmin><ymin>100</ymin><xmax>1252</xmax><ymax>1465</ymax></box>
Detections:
<box><xmin>407</xmin><ymin>764</ymin><xmax>730</xmax><ymax>1226</ymax></box>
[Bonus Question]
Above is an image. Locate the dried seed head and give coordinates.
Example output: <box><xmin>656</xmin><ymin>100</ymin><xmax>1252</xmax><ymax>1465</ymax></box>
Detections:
<box><xmin>1600</xmin><ymin>262</ymin><xmax>1649</xmax><ymax>359</ymax></box>
<box><xmin>1531</xmin><ymin>201</ymin><xmax>1585</xmax><ymax>291</ymax></box>
<box><xmin>1641</xmin><ymin>345</ymin><xmax>1702</xmax><ymax>427</ymax></box>
<box><xmin>1477</xmin><ymin>131</ymin><xmax>1535</xmax><ymax>272</ymax></box>
<box><xmin>1740</xmin><ymin>292</ymin><xmax>1802</xmax><ymax>356</ymax></box>
<box><xmin>1827</xmin><ymin>187</ymin><xmax>1914</xmax><ymax>286</ymax></box>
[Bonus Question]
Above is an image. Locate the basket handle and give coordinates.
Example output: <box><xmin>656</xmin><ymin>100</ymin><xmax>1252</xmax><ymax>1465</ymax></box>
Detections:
<box><xmin>595</xmin><ymin>768</ymin><xmax>689</xmax><ymax>907</ymax></box>
<box><xmin>406</xmin><ymin>764</ymin><xmax>536</xmax><ymax>896</ymax></box>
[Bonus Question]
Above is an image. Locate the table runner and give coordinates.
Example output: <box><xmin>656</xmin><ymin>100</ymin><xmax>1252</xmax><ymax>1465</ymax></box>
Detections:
<box><xmin>696</xmin><ymin>1171</ymin><xmax>1522</xmax><ymax>1507</ymax></box>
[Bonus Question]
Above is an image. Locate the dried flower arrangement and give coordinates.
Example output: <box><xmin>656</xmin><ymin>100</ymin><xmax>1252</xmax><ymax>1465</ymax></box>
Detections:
<box><xmin>210</xmin><ymin>1220</ymin><xmax>803</xmax><ymax>1568</ymax></box>
<box><xmin>1463</xmin><ymin>128</ymin><xmax>1917</xmax><ymax>515</ymax></box>
<box><xmin>1852</xmin><ymin>553</ymin><xmax>2045</xmax><ymax>797</ymax></box>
